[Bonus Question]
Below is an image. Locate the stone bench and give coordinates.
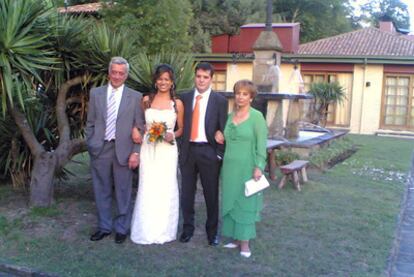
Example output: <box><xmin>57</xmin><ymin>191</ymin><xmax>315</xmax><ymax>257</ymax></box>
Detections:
<box><xmin>278</xmin><ymin>160</ymin><xmax>309</xmax><ymax>191</ymax></box>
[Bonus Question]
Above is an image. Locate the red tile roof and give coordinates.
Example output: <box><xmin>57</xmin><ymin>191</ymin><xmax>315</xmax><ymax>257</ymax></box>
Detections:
<box><xmin>57</xmin><ymin>2</ymin><xmax>103</xmax><ymax>13</ymax></box>
<box><xmin>242</xmin><ymin>23</ymin><xmax>300</xmax><ymax>28</ymax></box>
<box><xmin>298</xmin><ymin>27</ymin><xmax>414</xmax><ymax>56</ymax></box>
<box><xmin>405</xmin><ymin>35</ymin><xmax>414</xmax><ymax>41</ymax></box>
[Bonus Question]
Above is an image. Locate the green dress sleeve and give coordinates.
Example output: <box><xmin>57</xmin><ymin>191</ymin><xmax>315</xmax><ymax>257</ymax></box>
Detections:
<box><xmin>253</xmin><ymin>109</ymin><xmax>268</xmax><ymax>171</ymax></box>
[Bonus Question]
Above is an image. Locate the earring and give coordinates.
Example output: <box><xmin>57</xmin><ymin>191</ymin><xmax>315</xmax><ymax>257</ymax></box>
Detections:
<box><xmin>154</xmin><ymin>84</ymin><xmax>158</xmax><ymax>90</ymax></box>
<box><xmin>171</xmin><ymin>83</ymin><xmax>175</xmax><ymax>90</ymax></box>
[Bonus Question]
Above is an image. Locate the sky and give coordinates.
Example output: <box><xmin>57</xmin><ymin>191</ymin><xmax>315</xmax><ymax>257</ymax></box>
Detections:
<box><xmin>353</xmin><ymin>0</ymin><xmax>414</xmax><ymax>32</ymax></box>
<box><xmin>402</xmin><ymin>0</ymin><xmax>414</xmax><ymax>32</ymax></box>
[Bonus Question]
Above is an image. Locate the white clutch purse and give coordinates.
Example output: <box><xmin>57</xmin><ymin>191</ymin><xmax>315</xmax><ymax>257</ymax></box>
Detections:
<box><xmin>244</xmin><ymin>175</ymin><xmax>270</xmax><ymax>197</ymax></box>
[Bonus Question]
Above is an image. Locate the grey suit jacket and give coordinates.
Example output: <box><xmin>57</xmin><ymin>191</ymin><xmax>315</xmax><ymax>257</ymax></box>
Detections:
<box><xmin>85</xmin><ymin>85</ymin><xmax>145</xmax><ymax>166</ymax></box>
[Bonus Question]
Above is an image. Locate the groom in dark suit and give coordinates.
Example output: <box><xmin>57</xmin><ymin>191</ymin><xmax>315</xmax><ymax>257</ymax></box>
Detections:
<box><xmin>86</xmin><ymin>57</ymin><xmax>144</xmax><ymax>244</ymax></box>
<box><xmin>179</xmin><ymin>62</ymin><xmax>228</xmax><ymax>246</ymax></box>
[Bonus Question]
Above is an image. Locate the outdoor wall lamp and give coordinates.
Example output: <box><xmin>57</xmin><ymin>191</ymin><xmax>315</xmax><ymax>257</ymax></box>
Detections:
<box><xmin>293</xmin><ymin>59</ymin><xmax>299</xmax><ymax>70</ymax></box>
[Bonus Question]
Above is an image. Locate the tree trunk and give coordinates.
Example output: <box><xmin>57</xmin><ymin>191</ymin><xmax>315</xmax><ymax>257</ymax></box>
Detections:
<box><xmin>10</xmin><ymin>77</ymin><xmax>87</xmax><ymax>207</ymax></box>
<box><xmin>29</xmin><ymin>151</ymin><xmax>57</xmax><ymax>207</ymax></box>
<box><xmin>321</xmin><ymin>104</ymin><xmax>330</xmax><ymax>127</ymax></box>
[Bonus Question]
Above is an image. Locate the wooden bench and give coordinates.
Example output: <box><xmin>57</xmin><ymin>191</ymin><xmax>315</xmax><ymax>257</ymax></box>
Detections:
<box><xmin>266</xmin><ymin>139</ymin><xmax>286</xmax><ymax>181</ymax></box>
<box><xmin>278</xmin><ymin>160</ymin><xmax>309</xmax><ymax>191</ymax></box>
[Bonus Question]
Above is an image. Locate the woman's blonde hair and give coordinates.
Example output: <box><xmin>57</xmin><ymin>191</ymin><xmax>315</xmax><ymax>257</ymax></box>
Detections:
<box><xmin>233</xmin><ymin>79</ymin><xmax>257</xmax><ymax>98</ymax></box>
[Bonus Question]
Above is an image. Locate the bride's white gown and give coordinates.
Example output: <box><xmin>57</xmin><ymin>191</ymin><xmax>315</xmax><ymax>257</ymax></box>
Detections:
<box><xmin>130</xmin><ymin>104</ymin><xmax>178</xmax><ymax>244</ymax></box>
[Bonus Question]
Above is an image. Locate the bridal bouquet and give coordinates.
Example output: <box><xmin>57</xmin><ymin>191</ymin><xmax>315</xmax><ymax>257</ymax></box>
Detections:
<box><xmin>147</xmin><ymin>121</ymin><xmax>174</xmax><ymax>145</ymax></box>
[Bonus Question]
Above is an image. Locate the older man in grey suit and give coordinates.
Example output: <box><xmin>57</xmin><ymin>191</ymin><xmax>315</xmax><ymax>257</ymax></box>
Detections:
<box><xmin>86</xmin><ymin>57</ymin><xmax>144</xmax><ymax>244</ymax></box>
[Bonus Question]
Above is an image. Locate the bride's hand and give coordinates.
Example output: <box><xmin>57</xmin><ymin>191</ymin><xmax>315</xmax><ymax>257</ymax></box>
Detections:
<box><xmin>164</xmin><ymin>131</ymin><xmax>175</xmax><ymax>143</ymax></box>
<box><xmin>132</xmin><ymin>127</ymin><xmax>142</xmax><ymax>144</ymax></box>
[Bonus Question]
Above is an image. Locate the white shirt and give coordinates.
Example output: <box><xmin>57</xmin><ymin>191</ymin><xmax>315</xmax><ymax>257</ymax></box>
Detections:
<box><xmin>191</xmin><ymin>86</ymin><xmax>211</xmax><ymax>143</ymax></box>
<box><xmin>107</xmin><ymin>83</ymin><xmax>124</xmax><ymax>119</ymax></box>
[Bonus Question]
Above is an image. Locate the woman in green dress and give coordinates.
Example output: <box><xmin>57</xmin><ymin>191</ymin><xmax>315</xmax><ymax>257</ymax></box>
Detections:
<box><xmin>215</xmin><ymin>79</ymin><xmax>268</xmax><ymax>258</ymax></box>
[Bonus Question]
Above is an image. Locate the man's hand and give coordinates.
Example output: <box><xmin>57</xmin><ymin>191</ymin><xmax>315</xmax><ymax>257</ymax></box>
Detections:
<box><xmin>132</xmin><ymin>127</ymin><xmax>142</xmax><ymax>144</ymax></box>
<box><xmin>128</xmin><ymin>152</ymin><xmax>139</xmax><ymax>169</ymax></box>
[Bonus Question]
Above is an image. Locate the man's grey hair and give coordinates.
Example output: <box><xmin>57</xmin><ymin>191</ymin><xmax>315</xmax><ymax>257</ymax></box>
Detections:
<box><xmin>109</xmin><ymin>56</ymin><xmax>129</xmax><ymax>74</ymax></box>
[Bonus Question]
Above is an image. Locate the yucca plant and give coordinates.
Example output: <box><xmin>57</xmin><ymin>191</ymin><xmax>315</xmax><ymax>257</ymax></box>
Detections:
<box><xmin>0</xmin><ymin>0</ymin><xmax>57</xmax><ymax>113</ymax></box>
<box><xmin>307</xmin><ymin>81</ymin><xmax>346</xmax><ymax>127</ymax></box>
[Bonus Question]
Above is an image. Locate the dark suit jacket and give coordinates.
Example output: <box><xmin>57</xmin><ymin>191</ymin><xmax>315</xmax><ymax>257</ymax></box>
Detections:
<box><xmin>178</xmin><ymin>89</ymin><xmax>228</xmax><ymax>165</ymax></box>
<box><xmin>85</xmin><ymin>85</ymin><xmax>145</xmax><ymax>166</ymax></box>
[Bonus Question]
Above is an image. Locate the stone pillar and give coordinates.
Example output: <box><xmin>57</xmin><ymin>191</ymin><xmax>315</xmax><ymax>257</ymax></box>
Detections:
<box><xmin>252</xmin><ymin>28</ymin><xmax>283</xmax><ymax>136</ymax></box>
<box><xmin>252</xmin><ymin>31</ymin><xmax>283</xmax><ymax>94</ymax></box>
<box><xmin>267</xmin><ymin>100</ymin><xmax>284</xmax><ymax>138</ymax></box>
<box><xmin>285</xmin><ymin>99</ymin><xmax>301</xmax><ymax>139</ymax></box>
<box><xmin>253</xmin><ymin>50</ymin><xmax>282</xmax><ymax>93</ymax></box>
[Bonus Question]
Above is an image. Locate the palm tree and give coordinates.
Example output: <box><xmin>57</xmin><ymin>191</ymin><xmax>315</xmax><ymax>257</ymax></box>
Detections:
<box><xmin>307</xmin><ymin>81</ymin><xmax>346</xmax><ymax>127</ymax></box>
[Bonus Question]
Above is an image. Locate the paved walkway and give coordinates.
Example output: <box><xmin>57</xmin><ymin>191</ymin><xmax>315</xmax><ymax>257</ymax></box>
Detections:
<box><xmin>389</xmin><ymin>153</ymin><xmax>414</xmax><ymax>277</ymax></box>
<box><xmin>0</xmin><ymin>262</ymin><xmax>58</xmax><ymax>276</ymax></box>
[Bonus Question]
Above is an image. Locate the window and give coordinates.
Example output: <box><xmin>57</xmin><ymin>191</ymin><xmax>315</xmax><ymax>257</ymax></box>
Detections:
<box><xmin>381</xmin><ymin>75</ymin><xmax>414</xmax><ymax>130</ymax></box>
<box><xmin>212</xmin><ymin>71</ymin><xmax>226</xmax><ymax>91</ymax></box>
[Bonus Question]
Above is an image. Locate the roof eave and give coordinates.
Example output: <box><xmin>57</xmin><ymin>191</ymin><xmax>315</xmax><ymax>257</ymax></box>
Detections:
<box><xmin>194</xmin><ymin>53</ymin><xmax>414</xmax><ymax>65</ymax></box>
<box><xmin>194</xmin><ymin>53</ymin><xmax>253</xmax><ymax>62</ymax></box>
<box><xmin>284</xmin><ymin>54</ymin><xmax>414</xmax><ymax>65</ymax></box>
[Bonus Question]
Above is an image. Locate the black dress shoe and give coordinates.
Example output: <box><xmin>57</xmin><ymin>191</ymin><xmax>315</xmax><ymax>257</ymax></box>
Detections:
<box><xmin>208</xmin><ymin>235</ymin><xmax>219</xmax><ymax>246</ymax></box>
<box><xmin>179</xmin><ymin>232</ymin><xmax>193</xmax><ymax>243</ymax></box>
<box><xmin>115</xmin><ymin>233</ymin><xmax>127</xmax><ymax>244</ymax></box>
<box><xmin>90</xmin><ymin>231</ymin><xmax>111</xmax><ymax>241</ymax></box>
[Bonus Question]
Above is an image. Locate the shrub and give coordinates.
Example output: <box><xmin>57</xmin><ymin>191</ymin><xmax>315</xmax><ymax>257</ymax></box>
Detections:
<box><xmin>275</xmin><ymin>149</ymin><xmax>300</xmax><ymax>165</ymax></box>
<box><xmin>307</xmin><ymin>82</ymin><xmax>346</xmax><ymax>126</ymax></box>
<box><xmin>309</xmin><ymin>137</ymin><xmax>356</xmax><ymax>169</ymax></box>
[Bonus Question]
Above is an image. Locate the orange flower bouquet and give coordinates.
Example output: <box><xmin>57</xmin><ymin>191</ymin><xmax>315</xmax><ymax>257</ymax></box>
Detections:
<box><xmin>147</xmin><ymin>121</ymin><xmax>174</xmax><ymax>145</ymax></box>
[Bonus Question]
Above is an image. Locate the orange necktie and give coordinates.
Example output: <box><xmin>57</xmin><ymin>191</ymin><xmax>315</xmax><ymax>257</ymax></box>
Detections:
<box><xmin>190</xmin><ymin>95</ymin><xmax>203</xmax><ymax>141</ymax></box>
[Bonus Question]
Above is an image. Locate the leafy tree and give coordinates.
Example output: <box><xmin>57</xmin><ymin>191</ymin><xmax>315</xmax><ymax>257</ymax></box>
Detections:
<box><xmin>360</xmin><ymin>0</ymin><xmax>409</xmax><ymax>29</ymax></box>
<box><xmin>189</xmin><ymin>0</ymin><xmax>265</xmax><ymax>52</ymax></box>
<box><xmin>100</xmin><ymin>0</ymin><xmax>193</xmax><ymax>54</ymax></box>
<box><xmin>189</xmin><ymin>0</ymin><xmax>357</xmax><ymax>51</ymax></box>
<box><xmin>272</xmin><ymin>0</ymin><xmax>355</xmax><ymax>43</ymax></box>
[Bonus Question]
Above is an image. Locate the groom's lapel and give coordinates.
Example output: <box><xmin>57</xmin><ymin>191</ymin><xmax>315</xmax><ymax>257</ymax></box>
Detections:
<box><xmin>204</xmin><ymin>90</ymin><xmax>215</xmax><ymax>128</ymax></box>
<box><xmin>186</xmin><ymin>90</ymin><xmax>195</xmax><ymax>122</ymax></box>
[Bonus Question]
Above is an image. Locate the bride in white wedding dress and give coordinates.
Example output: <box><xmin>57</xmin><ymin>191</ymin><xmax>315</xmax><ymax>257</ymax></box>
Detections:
<box><xmin>130</xmin><ymin>64</ymin><xmax>184</xmax><ymax>244</ymax></box>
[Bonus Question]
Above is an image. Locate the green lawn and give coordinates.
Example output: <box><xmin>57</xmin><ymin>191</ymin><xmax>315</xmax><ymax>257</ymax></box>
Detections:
<box><xmin>0</xmin><ymin>134</ymin><xmax>412</xmax><ymax>276</ymax></box>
